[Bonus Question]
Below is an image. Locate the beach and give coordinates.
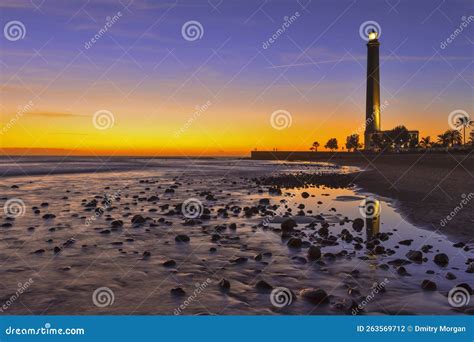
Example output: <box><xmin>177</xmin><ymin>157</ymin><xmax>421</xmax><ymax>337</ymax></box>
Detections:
<box><xmin>0</xmin><ymin>157</ymin><xmax>472</xmax><ymax>315</ymax></box>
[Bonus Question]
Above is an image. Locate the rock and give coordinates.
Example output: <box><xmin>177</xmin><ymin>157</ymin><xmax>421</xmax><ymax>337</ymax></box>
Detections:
<box><xmin>33</xmin><ymin>249</ymin><xmax>45</xmax><ymax>254</ymax></box>
<box><xmin>397</xmin><ymin>266</ymin><xmax>410</xmax><ymax>276</ymax></box>
<box><xmin>300</xmin><ymin>288</ymin><xmax>329</xmax><ymax>305</ymax></box>
<box><xmin>352</xmin><ymin>218</ymin><xmax>364</xmax><ymax>231</ymax></box>
<box><xmin>229</xmin><ymin>223</ymin><xmax>237</xmax><ymax>230</ymax></box>
<box><xmin>398</xmin><ymin>239</ymin><xmax>413</xmax><ymax>246</ymax></box>
<box><xmin>255</xmin><ymin>280</ymin><xmax>273</xmax><ymax>292</ymax></box>
<box><xmin>142</xmin><ymin>251</ymin><xmax>151</xmax><ymax>259</ymax></box>
<box><xmin>445</xmin><ymin>272</ymin><xmax>456</xmax><ymax>280</ymax></box>
<box><xmin>175</xmin><ymin>234</ymin><xmax>190</xmax><ymax>243</ymax></box>
<box><xmin>421</xmin><ymin>279</ymin><xmax>437</xmax><ymax>291</ymax></box>
<box><xmin>301</xmin><ymin>192</ymin><xmax>310</xmax><ymax>199</ymax></box>
<box><xmin>453</xmin><ymin>242</ymin><xmax>465</xmax><ymax>248</ymax></box>
<box><xmin>42</xmin><ymin>214</ymin><xmax>56</xmax><ymax>219</ymax></box>
<box><xmin>230</xmin><ymin>256</ymin><xmax>248</xmax><ymax>264</ymax></box>
<box><xmin>209</xmin><ymin>247</ymin><xmax>217</xmax><ymax>253</ymax></box>
<box><xmin>131</xmin><ymin>215</ymin><xmax>146</xmax><ymax>224</ymax></box>
<box><xmin>281</xmin><ymin>218</ymin><xmax>297</xmax><ymax>232</ymax></box>
<box><xmin>287</xmin><ymin>237</ymin><xmax>302</xmax><ymax>249</ymax></box>
<box><xmin>163</xmin><ymin>259</ymin><xmax>176</xmax><ymax>267</ymax></box>
<box><xmin>467</xmin><ymin>263</ymin><xmax>474</xmax><ymax>273</ymax></box>
<box><xmin>307</xmin><ymin>245</ymin><xmax>321</xmax><ymax>261</ymax></box>
<box><xmin>219</xmin><ymin>278</ymin><xmax>231</xmax><ymax>291</ymax></box>
<box><xmin>406</xmin><ymin>250</ymin><xmax>423</xmax><ymax>263</ymax></box>
<box><xmin>111</xmin><ymin>220</ymin><xmax>123</xmax><ymax>228</ymax></box>
<box><xmin>254</xmin><ymin>253</ymin><xmax>263</xmax><ymax>261</ymax></box>
<box><xmin>170</xmin><ymin>287</ymin><xmax>186</xmax><ymax>296</ymax></box>
<box><xmin>434</xmin><ymin>253</ymin><xmax>449</xmax><ymax>267</ymax></box>
<box><xmin>53</xmin><ymin>246</ymin><xmax>61</xmax><ymax>254</ymax></box>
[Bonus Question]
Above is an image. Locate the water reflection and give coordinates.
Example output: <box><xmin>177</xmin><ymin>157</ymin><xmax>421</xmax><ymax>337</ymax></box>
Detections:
<box><xmin>365</xmin><ymin>197</ymin><xmax>381</xmax><ymax>241</ymax></box>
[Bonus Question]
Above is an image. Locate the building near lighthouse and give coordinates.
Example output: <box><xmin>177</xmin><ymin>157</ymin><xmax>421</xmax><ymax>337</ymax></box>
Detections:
<box><xmin>364</xmin><ymin>30</ymin><xmax>419</xmax><ymax>150</ymax></box>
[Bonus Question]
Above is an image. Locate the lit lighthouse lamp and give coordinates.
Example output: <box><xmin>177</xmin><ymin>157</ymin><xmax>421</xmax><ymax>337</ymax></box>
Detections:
<box><xmin>368</xmin><ymin>29</ymin><xmax>378</xmax><ymax>41</ymax></box>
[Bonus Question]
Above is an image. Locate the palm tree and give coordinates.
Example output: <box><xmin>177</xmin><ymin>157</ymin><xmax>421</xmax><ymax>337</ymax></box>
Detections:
<box><xmin>454</xmin><ymin>114</ymin><xmax>474</xmax><ymax>145</ymax></box>
<box><xmin>438</xmin><ymin>130</ymin><xmax>462</xmax><ymax>147</ymax></box>
<box><xmin>310</xmin><ymin>141</ymin><xmax>320</xmax><ymax>152</ymax></box>
<box><xmin>419</xmin><ymin>136</ymin><xmax>431</xmax><ymax>148</ymax></box>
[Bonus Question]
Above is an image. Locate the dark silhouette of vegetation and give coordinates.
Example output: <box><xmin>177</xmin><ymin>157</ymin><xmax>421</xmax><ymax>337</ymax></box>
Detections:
<box><xmin>345</xmin><ymin>134</ymin><xmax>361</xmax><ymax>152</ymax></box>
<box><xmin>310</xmin><ymin>141</ymin><xmax>320</xmax><ymax>152</ymax></box>
<box><xmin>324</xmin><ymin>138</ymin><xmax>338</xmax><ymax>151</ymax></box>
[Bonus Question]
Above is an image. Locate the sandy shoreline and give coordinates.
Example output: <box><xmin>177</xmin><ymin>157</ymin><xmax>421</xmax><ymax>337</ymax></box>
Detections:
<box><xmin>252</xmin><ymin>152</ymin><xmax>474</xmax><ymax>242</ymax></box>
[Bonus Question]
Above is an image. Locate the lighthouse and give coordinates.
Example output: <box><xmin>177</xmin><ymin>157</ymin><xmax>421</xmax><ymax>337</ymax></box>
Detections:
<box><xmin>364</xmin><ymin>30</ymin><xmax>381</xmax><ymax>149</ymax></box>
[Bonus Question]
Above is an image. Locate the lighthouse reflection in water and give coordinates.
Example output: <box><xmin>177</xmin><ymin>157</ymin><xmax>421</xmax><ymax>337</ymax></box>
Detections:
<box><xmin>364</xmin><ymin>197</ymin><xmax>381</xmax><ymax>241</ymax></box>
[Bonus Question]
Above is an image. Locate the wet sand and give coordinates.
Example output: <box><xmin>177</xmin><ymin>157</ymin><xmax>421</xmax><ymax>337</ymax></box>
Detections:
<box><xmin>252</xmin><ymin>152</ymin><xmax>474</xmax><ymax>242</ymax></box>
<box><xmin>0</xmin><ymin>159</ymin><xmax>472</xmax><ymax>315</ymax></box>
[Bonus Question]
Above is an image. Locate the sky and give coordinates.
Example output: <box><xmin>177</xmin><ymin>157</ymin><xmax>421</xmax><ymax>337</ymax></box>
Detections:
<box><xmin>0</xmin><ymin>0</ymin><xmax>473</xmax><ymax>156</ymax></box>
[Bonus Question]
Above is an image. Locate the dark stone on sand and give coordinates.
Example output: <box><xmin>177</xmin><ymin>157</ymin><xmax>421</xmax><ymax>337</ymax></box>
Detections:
<box><xmin>301</xmin><ymin>192</ymin><xmax>310</xmax><ymax>199</ymax></box>
<box><xmin>170</xmin><ymin>287</ymin><xmax>186</xmax><ymax>296</ymax></box>
<box><xmin>397</xmin><ymin>266</ymin><xmax>410</xmax><ymax>276</ymax></box>
<box><xmin>100</xmin><ymin>229</ymin><xmax>111</xmax><ymax>234</ymax></box>
<box><xmin>2</xmin><ymin>223</ymin><xmax>12</xmax><ymax>228</ymax></box>
<box><xmin>388</xmin><ymin>259</ymin><xmax>411</xmax><ymax>266</ymax></box>
<box><xmin>421</xmin><ymin>245</ymin><xmax>433</xmax><ymax>253</ymax></box>
<box><xmin>287</xmin><ymin>237</ymin><xmax>302</xmax><ymax>249</ymax></box>
<box><xmin>219</xmin><ymin>278</ymin><xmax>231</xmax><ymax>291</ymax></box>
<box><xmin>175</xmin><ymin>234</ymin><xmax>190</xmax><ymax>243</ymax></box>
<box><xmin>434</xmin><ymin>253</ymin><xmax>449</xmax><ymax>267</ymax></box>
<box><xmin>142</xmin><ymin>251</ymin><xmax>151</xmax><ymax>259</ymax></box>
<box><xmin>300</xmin><ymin>288</ymin><xmax>329</xmax><ymax>305</ymax></box>
<box><xmin>259</xmin><ymin>198</ymin><xmax>270</xmax><ymax>205</ymax></box>
<box><xmin>42</xmin><ymin>214</ymin><xmax>56</xmax><ymax>219</ymax></box>
<box><xmin>211</xmin><ymin>234</ymin><xmax>221</xmax><ymax>242</ymax></box>
<box><xmin>163</xmin><ymin>259</ymin><xmax>176</xmax><ymax>267</ymax></box>
<box><xmin>53</xmin><ymin>246</ymin><xmax>61</xmax><ymax>254</ymax></box>
<box><xmin>292</xmin><ymin>256</ymin><xmax>307</xmax><ymax>264</ymax></box>
<box><xmin>111</xmin><ymin>220</ymin><xmax>123</xmax><ymax>228</ymax></box>
<box><xmin>40</xmin><ymin>202</ymin><xmax>49</xmax><ymax>207</ymax></box>
<box><xmin>406</xmin><ymin>250</ymin><xmax>423</xmax><ymax>263</ymax></box>
<box><xmin>229</xmin><ymin>223</ymin><xmax>237</xmax><ymax>230</ymax></box>
<box><xmin>147</xmin><ymin>196</ymin><xmax>159</xmax><ymax>202</ymax></box>
<box><xmin>421</xmin><ymin>279</ymin><xmax>437</xmax><ymax>291</ymax></box>
<box><xmin>165</xmin><ymin>188</ymin><xmax>175</xmax><ymax>194</ymax></box>
<box><xmin>352</xmin><ymin>218</ymin><xmax>364</xmax><ymax>231</ymax></box>
<box><xmin>33</xmin><ymin>249</ymin><xmax>45</xmax><ymax>254</ymax></box>
<box><xmin>453</xmin><ymin>242</ymin><xmax>465</xmax><ymax>248</ymax></box>
<box><xmin>399</xmin><ymin>239</ymin><xmax>413</xmax><ymax>246</ymax></box>
<box><xmin>131</xmin><ymin>215</ymin><xmax>146</xmax><ymax>224</ymax></box>
<box><xmin>373</xmin><ymin>246</ymin><xmax>385</xmax><ymax>255</ymax></box>
<box><xmin>230</xmin><ymin>256</ymin><xmax>248</xmax><ymax>264</ymax></box>
<box><xmin>281</xmin><ymin>218</ymin><xmax>297</xmax><ymax>232</ymax></box>
<box><xmin>255</xmin><ymin>280</ymin><xmax>273</xmax><ymax>292</ymax></box>
<box><xmin>307</xmin><ymin>245</ymin><xmax>321</xmax><ymax>261</ymax></box>
<box><xmin>254</xmin><ymin>253</ymin><xmax>263</xmax><ymax>261</ymax></box>
<box><xmin>456</xmin><ymin>283</ymin><xmax>473</xmax><ymax>294</ymax></box>
<box><xmin>467</xmin><ymin>263</ymin><xmax>474</xmax><ymax>273</ymax></box>
<box><xmin>209</xmin><ymin>247</ymin><xmax>217</xmax><ymax>252</ymax></box>
<box><xmin>446</xmin><ymin>272</ymin><xmax>456</xmax><ymax>280</ymax></box>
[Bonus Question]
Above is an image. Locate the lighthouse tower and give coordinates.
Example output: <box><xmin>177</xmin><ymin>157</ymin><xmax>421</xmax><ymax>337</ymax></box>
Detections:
<box><xmin>364</xmin><ymin>30</ymin><xmax>381</xmax><ymax>149</ymax></box>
